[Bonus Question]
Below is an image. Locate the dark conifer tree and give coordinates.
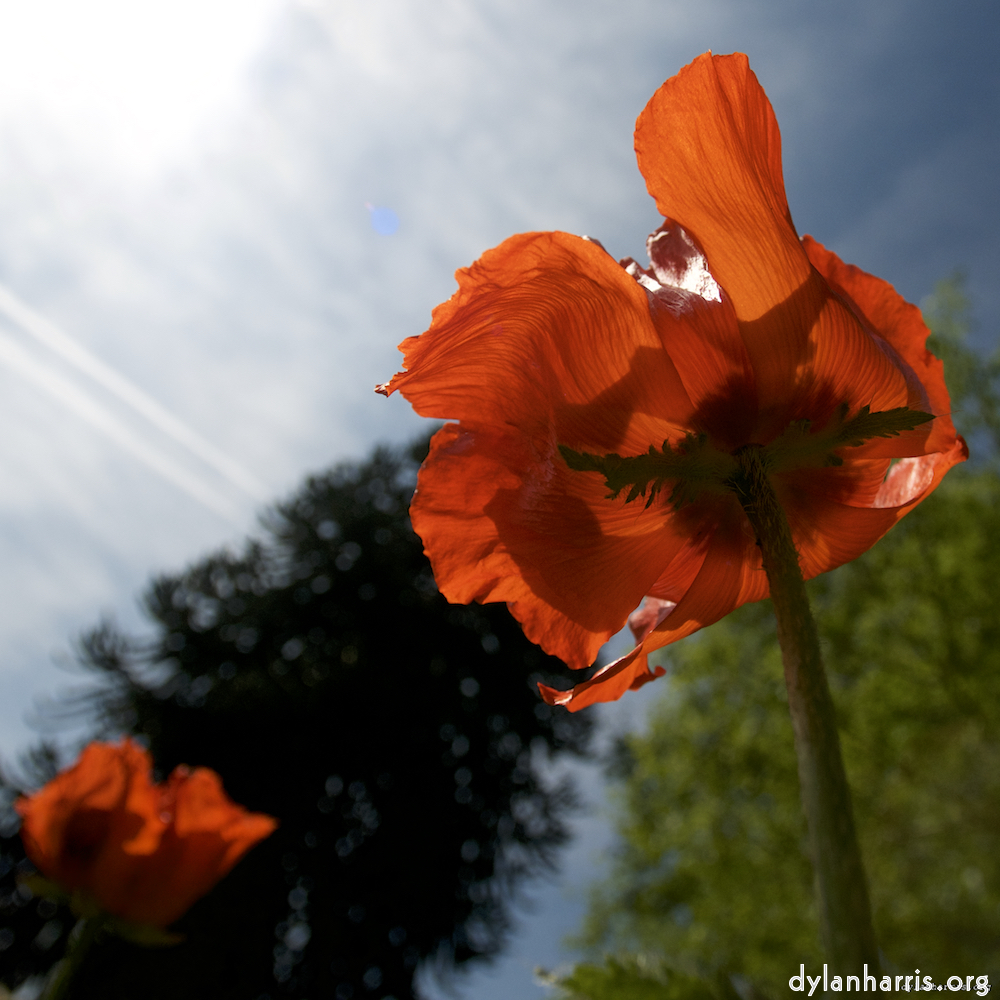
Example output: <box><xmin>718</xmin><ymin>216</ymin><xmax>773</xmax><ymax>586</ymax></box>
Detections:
<box><xmin>0</xmin><ymin>436</ymin><xmax>592</xmax><ymax>1000</ymax></box>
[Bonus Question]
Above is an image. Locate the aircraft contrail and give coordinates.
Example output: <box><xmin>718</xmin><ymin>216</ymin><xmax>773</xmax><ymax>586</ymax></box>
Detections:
<box><xmin>0</xmin><ymin>283</ymin><xmax>267</xmax><ymax>501</ymax></box>
<box><xmin>0</xmin><ymin>328</ymin><xmax>241</xmax><ymax>522</ymax></box>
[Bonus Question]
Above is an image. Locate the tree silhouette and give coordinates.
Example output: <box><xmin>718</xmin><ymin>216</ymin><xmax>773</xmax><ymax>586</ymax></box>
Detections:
<box><xmin>0</xmin><ymin>435</ymin><xmax>592</xmax><ymax>1000</ymax></box>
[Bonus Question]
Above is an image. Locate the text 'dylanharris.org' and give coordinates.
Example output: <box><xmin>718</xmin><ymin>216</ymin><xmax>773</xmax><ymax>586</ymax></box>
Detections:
<box><xmin>789</xmin><ymin>965</ymin><xmax>991</xmax><ymax>995</ymax></box>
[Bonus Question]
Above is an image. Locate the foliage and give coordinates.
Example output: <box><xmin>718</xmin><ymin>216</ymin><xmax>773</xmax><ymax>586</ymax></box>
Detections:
<box><xmin>925</xmin><ymin>272</ymin><xmax>1000</xmax><ymax>459</ymax></box>
<box><xmin>571</xmin><ymin>276</ymin><xmax>1000</xmax><ymax>992</ymax></box>
<box><xmin>0</xmin><ymin>437</ymin><xmax>592</xmax><ymax>1000</ymax></box>
<box><xmin>561</xmin><ymin>406</ymin><xmax>934</xmax><ymax>510</ymax></box>
<box><xmin>540</xmin><ymin>955</ymin><xmax>744</xmax><ymax>1000</ymax></box>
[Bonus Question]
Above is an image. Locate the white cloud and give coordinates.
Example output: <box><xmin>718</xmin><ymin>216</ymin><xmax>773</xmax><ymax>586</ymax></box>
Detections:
<box><xmin>0</xmin><ymin>284</ymin><xmax>266</xmax><ymax>501</ymax></box>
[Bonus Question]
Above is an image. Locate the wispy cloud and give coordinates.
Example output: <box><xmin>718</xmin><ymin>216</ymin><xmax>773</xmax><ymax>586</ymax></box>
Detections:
<box><xmin>0</xmin><ymin>324</ymin><xmax>242</xmax><ymax>520</ymax></box>
<box><xmin>0</xmin><ymin>284</ymin><xmax>267</xmax><ymax>502</ymax></box>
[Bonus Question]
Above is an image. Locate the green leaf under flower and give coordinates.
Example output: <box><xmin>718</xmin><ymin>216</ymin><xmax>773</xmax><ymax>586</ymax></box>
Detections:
<box><xmin>560</xmin><ymin>407</ymin><xmax>935</xmax><ymax>507</ymax></box>
<box><xmin>559</xmin><ymin>434</ymin><xmax>737</xmax><ymax>509</ymax></box>
<box><xmin>765</xmin><ymin>405</ymin><xmax>935</xmax><ymax>472</ymax></box>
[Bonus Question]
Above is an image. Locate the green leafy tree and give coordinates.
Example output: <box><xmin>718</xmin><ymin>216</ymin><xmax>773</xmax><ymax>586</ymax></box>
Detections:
<box><xmin>925</xmin><ymin>273</ymin><xmax>1000</xmax><ymax>447</ymax></box>
<box><xmin>540</xmin><ymin>956</ymin><xmax>739</xmax><ymax>1000</ymax></box>
<box><xmin>559</xmin><ymin>276</ymin><xmax>1000</xmax><ymax>995</ymax></box>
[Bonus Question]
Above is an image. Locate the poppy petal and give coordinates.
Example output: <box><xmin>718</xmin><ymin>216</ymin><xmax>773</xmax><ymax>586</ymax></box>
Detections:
<box><xmin>635</xmin><ymin>53</ymin><xmax>807</xmax><ymax>324</ymax></box>
<box><xmin>729</xmin><ymin>266</ymin><xmax>913</xmax><ymax>443</ymax></box>
<box><xmin>382</xmin><ymin>230</ymin><xmax>697</xmax><ymax>452</ymax></box>
<box><xmin>17</xmin><ymin>742</ymin><xmax>137</xmax><ymax>891</ymax></box>
<box><xmin>635</xmin><ymin>55</ymin><xmax>912</xmax><ymax>430</ymax></box>
<box><xmin>537</xmin><ymin>645</ymin><xmax>656</xmax><ymax>710</ymax></box>
<box><xmin>390</xmin><ymin>228</ymin><xmax>775</xmax><ymax>668</ymax></box>
<box><xmin>638</xmin><ymin>505</ymin><xmax>768</xmax><ymax>651</ymax></box>
<box><xmin>121</xmin><ymin>768</ymin><xmax>278</xmax><ymax>927</ymax></box>
<box><xmin>803</xmin><ymin>235</ymin><xmax>958</xmax><ymax>457</ymax></box>
<box><xmin>412</xmin><ymin>422</ymin><xmax>694</xmax><ymax>668</ymax></box>
<box><xmin>636</xmin><ymin>224</ymin><xmax>759</xmax><ymax>449</ymax></box>
<box><xmin>779</xmin><ymin>436</ymin><xmax>968</xmax><ymax>580</ymax></box>
<box><xmin>542</xmin><ymin>504</ymin><xmax>767</xmax><ymax>711</ymax></box>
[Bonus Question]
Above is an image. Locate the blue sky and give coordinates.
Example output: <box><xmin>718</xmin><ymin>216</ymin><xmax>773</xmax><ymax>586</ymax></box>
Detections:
<box><xmin>0</xmin><ymin>0</ymin><xmax>996</xmax><ymax>995</ymax></box>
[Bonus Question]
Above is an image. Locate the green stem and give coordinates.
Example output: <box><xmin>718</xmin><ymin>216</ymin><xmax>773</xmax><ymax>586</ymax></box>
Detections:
<box><xmin>733</xmin><ymin>446</ymin><xmax>879</xmax><ymax>975</ymax></box>
<box><xmin>39</xmin><ymin>915</ymin><xmax>103</xmax><ymax>1000</ymax></box>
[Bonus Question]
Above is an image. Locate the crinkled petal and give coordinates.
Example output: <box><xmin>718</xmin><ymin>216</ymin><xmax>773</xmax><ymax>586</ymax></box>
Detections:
<box><xmin>382</xmin><ymin>231</ymin><xmax>698</xmax><ymax>455</ymax></box>
<box><xmin>412</xmin><ymin>422</ymin><xmax>694</xmax><ymax>668</ymax></box>
<box><xmin>639</xmin><ymin>226</ymin><xmax>759</xmax><ymax>450</ymax></box>
<box><xmin>782</xmin><ymin>437</ymin><xmax>968</xmax><ymax>581</ymax></box>
<box><xmin>635</xmin><ymin>55</ymin><xmax>914</xmax><ymax>433</ymax></box>
<box><xmin>733</xmin><ymin>267</ymin><xmax>914</xmax><ymax>442</ymax></box>
<box><xmin>538</xmin><ymin>646</ymin><xmax>660</xmax><ymax>710</ymax></box>
<box><xmin>635</xmin><ymin>53</ymin><xmax>806</xmax><ymax>324</ymax></box>
<box><xmin>541</xmin><ymin>502</ymin><xmax>766</xmax><ymax>710</ymax></box>
<box><xmin>803</xmin><ymin>235</ymin><xmax>958</xmax><ymax>458</ymax></box>
<box><xmin>390</xmin><ymin>230</ymin><xmax>767</xmax><ymax>668</ymax></box>
<box><xmin>17</xmin><ymin>741</ymin><xmax>149</xmax><ymax>892</ymax></box>
<box><xmin>172</xmin><ymin>767</ymin><xmax>277</xmax><ymax>870</ymax></box>
<box><xmin>637</xmin><ymin>504</ymin><xmax>768</xmax><ymax>651</ymax></box>
<box><xmin>628</xmin><ymin>596</ymin><xmax>677</xmax><ymax>642</ymax></box>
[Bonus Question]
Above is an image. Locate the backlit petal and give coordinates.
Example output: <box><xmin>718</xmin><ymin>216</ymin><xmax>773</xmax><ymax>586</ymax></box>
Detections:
<box><xmin>383</xmin><ymin>231</ymin><xmax>696</xmax><ymax>453</ymax></box>
<box><xmin>117</xmin><ymin>767</ymin><xmax>278</xmax><ymax>927</ymax></box>
<box><xmin>638</xmin><ymin>503</ymin><xmax>768</xmax><ymax>651</ymax></box>
<box><xmin>390</xmin><ymin>229</ymin><xmax>778</xmax><ymax>669</ymax></box>
<box><xmin>637</xmin><ymin>225</ymin><xmax>758</xmax><ymax>449</ymax></box>
<box><xmin>541</xmin><ymin>505</ymin><xmax>767</xmax><ymax>711</ymax></box>
<box><xmin>720</xmin><ymin>265</ymin><xmax>912</xmax><ymax>441</ymax></box>
<box><xmin>635</xmin><ymin>53</ymin><xmax>807</xmax><ymax>323</ymax></box>
<box><xmin>803</xmin><ymin>235</ymin><xmax>957</xmax><ymax>457</ymax></box>
<box><xmin>784</xmin><ymin>437</ymin><xmax>969</xmax><ymax>581</ymax></box>
<box><xmin>537</xmin><ymin>646</ymin><xmax>654</xmax><ymax>710</ymax></box>
<box><xmin>412</xmin><ymin>422</ymin><xmax>694</xmax><ymax>669</ymax></box>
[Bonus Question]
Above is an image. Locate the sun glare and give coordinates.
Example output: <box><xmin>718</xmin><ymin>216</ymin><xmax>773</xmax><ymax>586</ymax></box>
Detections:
<box><xmin>0</xmin><ymin>0</ymin><xmax>289</xmax><ymax>173</ymax></box>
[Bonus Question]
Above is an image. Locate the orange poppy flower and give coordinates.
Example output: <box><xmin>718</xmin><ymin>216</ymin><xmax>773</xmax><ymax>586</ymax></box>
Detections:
<box><xmin>378</xmin><ymin>52</ymin><xmax>966</xmax><ymax>711</ymax></box>
<box><xmin>16</xmin><ymin>739</ymin><xmax>277</xmax><ymax>928</ymax></box>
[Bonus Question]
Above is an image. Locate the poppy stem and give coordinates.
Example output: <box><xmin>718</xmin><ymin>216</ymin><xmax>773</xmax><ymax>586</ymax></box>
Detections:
<box><xmin>733</xmin><ymin>445</ymin><xmax>879</xmax><ymax>975</ymax></box>
<box><xmin>39</xmin><ymin>915</ymin><xmax>104</xmax><ymax>1000</ymax></box>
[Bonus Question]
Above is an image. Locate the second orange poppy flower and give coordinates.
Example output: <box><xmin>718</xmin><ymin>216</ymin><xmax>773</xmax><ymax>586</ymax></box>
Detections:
<box><xmin>17</xmin><ymin>739</ymin><xmax>276</xmax><ymax>928</ymax></box>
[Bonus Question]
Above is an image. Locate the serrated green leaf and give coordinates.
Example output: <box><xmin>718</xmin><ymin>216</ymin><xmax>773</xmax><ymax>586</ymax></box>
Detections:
<box><xmin>558</xmin><ymin>437</ymin><xmax>736</xmax><ymax>509</ymax></box>
<box><xmin>765</xmin><ymin>405</ymin><xmax>935</xmax><ymax>473</ymax></box>
<box><xmin>560</xmin><ymin>407</ymin><xmax>935</xmax><ymax>507</ymax></box>
<box><xmin>833</xmin><ymin>405</ymin><xmax>935</xmax><ymax>447</ymax></box>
